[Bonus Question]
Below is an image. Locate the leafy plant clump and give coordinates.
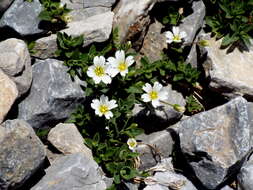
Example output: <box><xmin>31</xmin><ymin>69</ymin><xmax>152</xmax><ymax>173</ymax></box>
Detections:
<box><xmin>55</xmin><ymin>27</ymin><xmax>202</xmax><ymax>188</ymax></box>
<box><xmin>204</xmin><ymin>0</ymin><xmax>253</xmax><ymax>49</ymax></box>
<box><xmin>38</xmin><ymin>0</ymin><xmax>71</xmax><ymax>31</ymax></box>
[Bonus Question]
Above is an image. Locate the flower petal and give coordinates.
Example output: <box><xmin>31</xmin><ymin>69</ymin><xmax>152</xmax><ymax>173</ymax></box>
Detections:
<box><xmin>107</xmin><ymin>57</ymin><xmax>117</xmax><ymax>66</ymax></box>
<box><xmin>115</xmin><ymin>50</ymin><xmax>125</xmax><ymax>62</ymax></box>
<box><xmin>87</xmin><ymin>66</ymin><xmax>95</xmax><ymax>77</ymax></box>
<box><xmin>158</xmin><ymin>90</ymin><xmax>168</xmax><ymax>100</ymax></box>
<box><xmin>165</xmin><ymin>31</ymin><xmax>173</xmax><ymax>40</ymax></box>
<box><xmin>153</xmin><ymin>82</ymin><xmax>163</xmax><ymax>92</ymax></box>
<box><xmin>91</xmin><ymin>99</ymin><xmax>100</xmax><ymax>110</ymax></box>
<box><xmin>100</xmin><ymin>95</ymin><xmax>108</xmax><ymax>104</ymax></box>
<box><xmin>152</xmin><ymin>99</ymin><xmax>160</xmax><ymax>108</ymax></box>
<box><xmin>93</xmin><ymin>76</ymin><xmax>102</xmax><ymax>84</ymax></box>
<box><xmin>142</xmin><ymin>83</ymin><xmax>152</xmax><ymax>93</ymax></box>
<box><xmin>172</xmin><ymin>26</ymin><xmax>179</xmax><ymax>36</ymax></box>
<box><xmin>120</xmin><ymin>69</ymin><xmax>128</xmax><ymax>77</ymax></box>
<box><xmin>180</xmin><ymin>31</ymin><xmax>187</xmax><ymax>39</ymax></box>
<box><xmin>126</xmin><ymin>56</ymin><xmax>134</xmax><ymax>66</ymax></box>
<box><xmin>141</xmin><ymin>93</ymin><xmax>151</xmax><ymax>102</ymax></box>
<box><xmin>105</xmin><ymin>111</ymin><xmax>113</xmax><ymax>119</ymax></box>
<box><xmin>101</xmin><ymin>75</ymin><xmax>112</xmax><ymax>84</ymax></box>
<box><xmin>108</xmin><ymin>99</ymin><xmax>118</xmax><ymax>109</ymax></box>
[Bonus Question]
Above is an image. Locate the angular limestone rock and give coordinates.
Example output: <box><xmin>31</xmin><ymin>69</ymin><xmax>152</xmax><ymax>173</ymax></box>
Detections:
<box><xmin>48</xmin><ymin>123</ymin><xmax>93</xmax><ymax>159</ymax></box>
<box><xmin>171</xmin><ymin>97</ymin><xmax>253</xmax><ymax>189</ymax></box>
<box><xmin>0</xmin><ymin>119</ymin><xmax>46</xmax><ymax>190</ymax></box>
<box><xmin>18</xmin><ymin>59</ymin><xmax>85</xmax><ymax>129</ymax></box>
<box><xmin>0</xmin><ymin>69</ymin><xmax>18</xmax><ymax>123</ymax></box>
<box><xmin>0</xmin><ymin>38</ymin><xmax>32</xmax><ymax>97</ymax></box>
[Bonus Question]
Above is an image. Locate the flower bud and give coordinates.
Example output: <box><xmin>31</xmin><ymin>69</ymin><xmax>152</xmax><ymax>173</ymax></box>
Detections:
<box><xmin>173</xmin><ymin>104</ymin><xmax>186</xmax><ymax>113</ymax></box>
<box><xmin>178</xmin><ymin>8</ymin><xmax>184</xmax><ymax>15</ymax></box>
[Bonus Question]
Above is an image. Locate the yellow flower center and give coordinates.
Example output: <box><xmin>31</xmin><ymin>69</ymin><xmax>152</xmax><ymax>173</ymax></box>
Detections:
<box><xmin>173</xmin><ymin>35</ymin><xmax>181</xmax><ymax>41</ymax></box>
<box><xmin>149</xmin><ymin>91</ymin><xmax>158</xmax><ymax>100</ymax></box>
<box><xmin>94</xmin><ymin>66</ymin><xmax>105</xmax><ymax>77</ymax></box>
<box><xmin>128</xmin><ymin>141</ymin><xmax>137</xmax><ymax>148</ymax></box>
<box><xmin>99</xmin><ymin>105</ymin><xmax>109</xmax><ymax>114</ymax></box>
<box><xmin>118</xmin><ymin>62</ymin><xmax>127</xmax><ymax>72</ymax></box>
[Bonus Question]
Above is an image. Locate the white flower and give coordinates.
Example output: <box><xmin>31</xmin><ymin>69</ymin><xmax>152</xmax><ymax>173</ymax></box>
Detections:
<box><xmin>91</xmin><ymin>95</ymin><xmax>118</xmax><ymax>119</ymax></box>
<box><xmin>165</xmin><ymin>26</ymin><xmax>187</xmax><ymax>44</ymax></box>
<box><xmin>107</xmin><ymin>50</ymin><xmax>134</xmax><ymax>77</ymax></box>
<box><xmin>141</xmin><ymin>82</ymin><xmax>168</xmax><ymax>108</ymax></box>
<box><xmin>87</xmin><ymin>56</ymin><xmax>112</xmax><ymax>84</ymax></box>
<box><xmin>127</xmin><ymin>138</ymin><xmax>137</xmax><ymax>150</ymax></box>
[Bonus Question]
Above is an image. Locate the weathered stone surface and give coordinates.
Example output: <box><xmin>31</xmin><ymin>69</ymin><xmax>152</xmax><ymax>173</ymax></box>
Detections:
<box><xmin>18</xmin><ymin>59</ymin><xmax>85</xmax><ymax>129</ymax></box>
<box><xmin>136</xmin><ymin>130</ymin><xmax>174</xmax><ymax>170</ymax></box>
<box><xmin>221</xmin><ymin>186</ymin><xmax>234</xmax><ymax>190</ymax></box>
<box><xmin>133</xmin><ymin>84</ymin><xmax>185</xmax><ymax>128</ymax></box>
<box><xmin>0</xmin><ymin>69</ymin><xmax>18</xmax><ymax>123</ymax></box>
<box><xmin>46</xmin><ymin>146</ymin><xmax>63</xmax><ymax>164</ymax></box>
<box><xmin>179</xmin><ymin>0</ymin><xmax>206</xmax><ymax>44</ymax></box>
<box><xmin>61</xmin><ymin>0</ymin><xmax>115</xmax><ymax>9</ymax></box>
<box><xmin>238</xmin><ymin>154</ymin><xmax>253</xmax><ymax>190</ymax></box>
<box><xmin>144</xmin><ymin>158</ymin><xmax>197</xmax><ymax>190</ymax></box>
<box><xmin>139</xmin><ymin>21</ymin><xmax>167</xmax><ymax>62</ymax></box>
<box><xmin>33</xmin><ymin>11</ymin><xmax>114</xmax><ymax>59</ymax></box>
<box><xmin>113</xmin><ymin>0</ymin><xmax>155</xmax><ymax>43</ymax></box>
<box><xmin>31</xmin><ymin>153</ymin><xmax>107</xmax><ymax>190</ymax></box>
<box><xmin>0</xmin><ymin>0</ymin><xmax>14</xmax><ymax>13</ymax></box>
<box><xmin>0</xmin><ymin>119</ymin><xmax>46</xmax><ymax>190</ymax></box>
<box><xmin>171</xmin><ymin>97</ymin><xmax>253</xmax><ymax>189</ymax></box>
<box><xmin>48</xmin><ymin>123</ymin><xmax>93</xmax><ymax>159</ymax></box>
<box><xmin>0</xmin><ymin>0</ymin><xmax>44</xmax><ymax>36</ymax></box>
<box><xmin>0</xmin><ymin>38</ymin><xmax>32</xmax><ymax>96</ymax></box>
<box><xmin>202</xmin><ymin>36</ymin><xmax>253</xmax><ymax>99</ymax></box>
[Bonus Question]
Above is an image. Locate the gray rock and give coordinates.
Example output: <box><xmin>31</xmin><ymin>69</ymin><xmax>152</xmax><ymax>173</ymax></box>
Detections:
<box><xmin>113</xmin><ymin>0</ymin><xmax>155</xmax><ymax>44</ymax></box>
<box><xmin>144</xmin><ymin>158</ymin><xmax>197</xmax><ymax>190</ymax></box>
<box><xmin>202</xmin><ymin>35</ymin><xmax>253</xmax><ymax>99</ymax></box>
<box><xmin>0</xmin><ymin>119</ymin><xmax>46</xmax><ymax>190</ymax></box>
<box><xmin>133</xmin><ymin>84</ymin><xmax>185</xmax><ymax>127</ymax></box>
<box><xmin>33</xmin><ymin>11</ymin><xmax>114</xmax><ymax>59</ymax></box>
<box><xmin>179</xmin><ymin>0</ymin><xmax>206</xmax><ymax>45</ymax></box>
<box><xmin>238</xmin><ymin>154</ymin><xmax>253</xmax><ymax>190</ymax></box>
<box><xmin>0</xmin><ymin>0</ymin><xmax>14</xmax><ymax>13</ymax></box>
<box><xmin>0</xmin><ymin>0</ymin><xmax>44</xmax><ymax>36</ymax></box>
<box><xmin>48</xmin><ymin>123</ymin><xmax>93</xmax><ymax>159</ymax></box>
<box><xmin>18</xmin><ymin>59</ymin><xmax>85</xmax><ymax>129</ymax></box>
<box><xmin>0</xmin><ymin>69</ymin><xmax>18</xmax><ymax>123</ymax></box>
<box><xmin>0</xmin><ymin>38</ymin><xmax>32</xmax><ymax>97</ymax></box>
<box><xmin>31</xmin><ymin>153</ymin><xmax>107</xmax><ymax>190</ymax></box>
<box><xmin>171</xmin><ymin>96</ymin><xmax>253</xmax><ymax>189</ymax></box>
<box><xmin>46</xmin><ymin>146</ymin><xmax>63</xmax><ymax>164</ymax></box>
<box><xmin>136</xmin><ymin>130</ymin><xmax>174</xmax><ymax>170</ymax></box>
<box><xmin>61</xmin><ymin>0</ymin><xmax>115</xmax><ymax>10</ymax></box>
<box><xmin>139</xmin><ymin>21</ymin><xmax>167</xmax><ymax>62</ymax></box>
<box><xmin>221</xmin><ymin>186</ymin><xmax>234</xmax><ymax>190</ymax></box>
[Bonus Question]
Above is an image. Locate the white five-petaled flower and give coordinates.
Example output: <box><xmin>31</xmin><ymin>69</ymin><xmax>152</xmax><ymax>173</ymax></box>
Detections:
<box><xmin>127</xmin><ymin>138</ymin><xmax>137</xmax><ymax>151</ymax></box>
<box><xmin>165</xmin><ymin>26</ymin><xmax>187</xmax><ymax>44</ymax></box>
<box><xmin>107</xmin><ymin>50</ymin><xmax>135</xmax><ymax>77</ymax></box>
<box><xmin>87</xmin><ymin>56</ymin><xmax>112</xmax><ymax>84</ymax></box>
<box><xmin>141</xmin><ymin>82</ymin><xmax>168</xmax><ymax>108</ymax></box>
<box><xmin>91</xmin><ymin>95</ymin><xmax>118</xmax><ymax>119</ymax></box>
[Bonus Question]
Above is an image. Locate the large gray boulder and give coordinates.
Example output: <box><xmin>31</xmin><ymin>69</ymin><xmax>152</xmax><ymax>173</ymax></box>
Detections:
<box><xmin>171</xmin><ymin>96</ymin><xmax>253</xmax><ymax>189</ymax></box>
<box><xmin>238</xmin><ymin>154</ymin><xmax>253</xmax><ymax>190</ymax></box>
<box><xmin>31</xmin><ymin>153</ymin><xmax>108</xmax><ymax>190</ymax></box>
<box><xmin>0</xmin><ymin>38</ymin><xmax>32</xmax><ymax>97</ymax></box>
<box><xmin>0</xmin><ymin>69</ymin><xmax>18</xmax><ymax>124</ymax></box>
<box><xmin>33</xmin><ymin>11</ymin><xmax>114</xmax><ymax>59</ymax></box>
<box><xmin>18</xmin><ymin>59</ymin><xmax>86</xmax><ymax>129</ymax></box>
<box><xmin>202</xmin><ymin>35</ymin><xmax>253</xmax><ymax>99</ymax></box>
<box><xmin>0</xmin><ymin>119</ymin><xmax>46</xmax><ymax>190</ymax></box>
<box><xmin>0</xmin><ymin>0</ymin><xmax>44</xmax><ymax>36</ymax></box>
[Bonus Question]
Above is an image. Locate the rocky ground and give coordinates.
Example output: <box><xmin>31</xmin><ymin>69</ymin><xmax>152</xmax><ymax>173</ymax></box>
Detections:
<box><xmin>0</xmin><ymin>0</ymin><xmax>253</xmax><ymax>190</ymax></box>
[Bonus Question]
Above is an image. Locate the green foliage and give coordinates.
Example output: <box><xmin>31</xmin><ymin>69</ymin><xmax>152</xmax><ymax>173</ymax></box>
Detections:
<box><xmin>205</xmin><ymin>0</ymin><xmax>253</xmax><ymax>48</ymax></box>
<box><xmin>162</xmin><ymin>6</ymin><xmax>184</xmax><ymax>26</ymax></box>
<box><xmin>186</xmin><ymin>94</ymin><xmax>204</xmax><ymax>114</ymax></box>
<box><xmin>39</xmin><ymin>0</ymin><xmax>71</xmax><ymax>29</ymax></box>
